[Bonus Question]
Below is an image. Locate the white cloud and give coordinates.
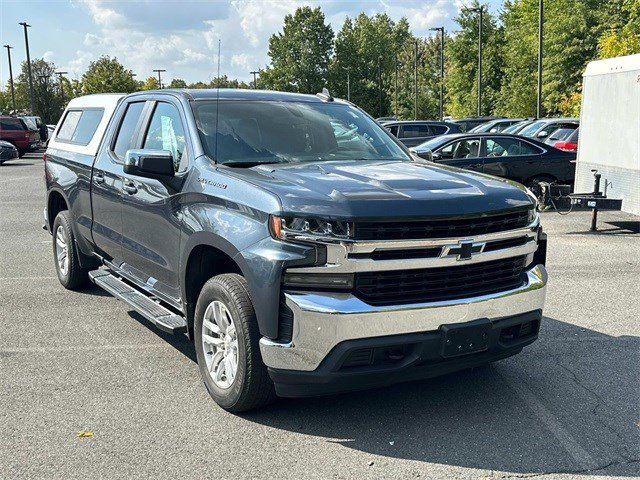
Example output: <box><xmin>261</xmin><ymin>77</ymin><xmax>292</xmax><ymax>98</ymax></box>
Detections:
<box><xmin>68</xmin><ymin>0</ymin><xmax>467</xmax><ymax>84</ymax></box>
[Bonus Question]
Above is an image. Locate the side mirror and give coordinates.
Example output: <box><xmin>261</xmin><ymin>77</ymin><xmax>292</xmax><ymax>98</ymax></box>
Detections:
<box><xmin>430</xmin><ymin>150</ymin><xmax>442</xmax><ymax>161</ymax></box>
<box><xmin>124</xmin><ymin>149</ymin><xmax>175</xmax><ymax>179</ymax></box>
<box><xmin>536</xmin><ymin>130</ymin><xmax>548</xmax><ymax>138</ymax></box>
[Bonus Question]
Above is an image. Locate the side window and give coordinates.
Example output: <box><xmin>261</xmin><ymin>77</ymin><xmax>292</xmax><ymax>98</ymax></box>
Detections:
<box><xmin>113</xmin><ymin>102</ymin><xmax>145</xmax><ymax>160</ymax></box>
<box><xmin>56</xmin><ymin>109</ymin><xmax>104</xmax><ymax>145</ymax></box>
<box><xmin>430</xmin><ymin>124</ymin><xmax>448</xmax><ymax>135</ymax></box>
<box><xmin>403</xmin><ymin>124</ymin><xmax>431</xmax><ymax>138</ymax></box>
<box><xmin>0</xmin><ymin>118</ymin><xmax>26</xmax><ymax>131</ymax></box>
<box><xmin>486</xmin><ymin>137</ymin><xmax>541</xmax><ymax>157</ymax></box>
<box><xmin>386</xmin><ymin>125</ymin><xmax>399</xmax><ymax>137</ymax></box>
<box><xmin>440</xmin><ymin>138</ymin><xmax>480</xmax><ymax>159</ymax></box>
<box><xmin>142</xmin><ymin>102</ymin><xmax>187</xmax><ymax>172</ymax></box>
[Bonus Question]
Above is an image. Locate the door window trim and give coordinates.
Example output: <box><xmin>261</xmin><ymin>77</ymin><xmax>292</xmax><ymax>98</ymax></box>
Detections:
<box><xmin>109</xmin><ymin>100</ymin><xmax>151</xmax><ymax>164</ymax></box>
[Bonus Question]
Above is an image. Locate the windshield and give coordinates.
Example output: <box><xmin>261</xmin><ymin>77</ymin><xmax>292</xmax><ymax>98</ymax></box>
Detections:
<box><xmin>468</xmin><ymin>121</ymin><xmax>494</xmax><ymax>133</ymax></box>
<box><xmin>192</xmin><ymin>100</ymin><xmax>410</xmax><ymax>165</ymax></box>
<box><xmin>519</xmin><ymin>120</ymin><xmax>546</xmax><ymax>137</ymax></box>
<box><xmin>413</xmin><ymin>135</ymin><xmax>454</xmax><ymax>151</ymax></box>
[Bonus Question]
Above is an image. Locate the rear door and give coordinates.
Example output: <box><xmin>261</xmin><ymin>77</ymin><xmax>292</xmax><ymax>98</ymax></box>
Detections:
<box><xmin>120</xmin><ymin>98</ymin><xmax>189</xmax><ymax>305</ymax></box>
<box><xmin>399</xmin><ymin>123</ymin><xmax>432</xmax><ymax>147</ymax></box>
<box><xmin>481</xmin><ymin>136</ymin><xmax>545</xmax><ymax>182</ymax></box>
<box><xmin>91</xmin><ymin>100</ymin><xmax>146</xmax><ymax>265</ymax></box>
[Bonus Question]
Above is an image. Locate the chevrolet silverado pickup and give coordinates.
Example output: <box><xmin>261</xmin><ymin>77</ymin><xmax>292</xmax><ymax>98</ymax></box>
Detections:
<box><xmin>44</xmin><ymin>89</ymin><xmax>548</xmax><ymax>412</ymax></box>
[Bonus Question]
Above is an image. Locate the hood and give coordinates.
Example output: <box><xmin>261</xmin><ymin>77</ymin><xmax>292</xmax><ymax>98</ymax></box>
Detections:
<box><xmin>235</xmin><ymin>160</ymin><xmax>534</xmax><ymax>219</ymax></box>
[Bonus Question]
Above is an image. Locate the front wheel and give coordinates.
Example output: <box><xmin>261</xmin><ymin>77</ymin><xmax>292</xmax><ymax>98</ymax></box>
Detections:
<box><xmin>194</xmin><ymin>273</ymin><xmax>275</xmax><ymax>412</ymax></box>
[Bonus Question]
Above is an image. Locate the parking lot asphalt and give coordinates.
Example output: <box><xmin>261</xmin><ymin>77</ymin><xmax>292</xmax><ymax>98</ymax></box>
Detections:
<box><xmin>1</xmin><ymin>153</ymin><xmax>639</xmax><ymax>480</ymax></box>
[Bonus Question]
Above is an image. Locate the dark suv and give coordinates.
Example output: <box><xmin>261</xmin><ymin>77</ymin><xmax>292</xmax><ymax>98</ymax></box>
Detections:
<box><xmin>382</xmin><ymin>120</ymin><xmax>461</xmax><ymax>147</ymax></box>
<box><xmin>0</xmin><ymin>116</ymin><xmax>38</xmax><ymax>156</ymax></box>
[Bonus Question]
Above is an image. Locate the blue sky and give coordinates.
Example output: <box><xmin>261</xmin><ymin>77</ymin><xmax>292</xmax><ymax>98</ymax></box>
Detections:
<box><xmin>0</xmin><ymin>0</ymin><xmax>503</xmax><ymax>87</ymax></box>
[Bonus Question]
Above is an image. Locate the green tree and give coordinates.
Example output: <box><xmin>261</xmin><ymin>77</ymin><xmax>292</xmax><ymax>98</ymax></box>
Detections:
<box><xmin>140</xmin><ymin>76</ymin><xmax>160</xmax><ymax>90</ymax></box>
<box><xmin>329</xmin><ymin>13</ymin><xmax>412</xmax><ymax>117</ymax></box>
<box><xmin>168</xmin><ymin>78</ymin><xmax>188</xmax><ymax>88</ymax></box>
<box><xmin>260</xmin><ymin>6</ymin><xmax>334</xmax><ymax>93</ymax></box>
<box><xmin>81</xmin><ymin>56</ymin><xmax>138</xmax><ymax>94</ymax></box>
<box><xmin>13</xmin><ymin>58</ymin><xmax>66</xmax><ymax>123</ymax></box>
<box><xmin>445</xmin><ymin>2</ymin><xmax>504</xmax><ymax>118</ymax></box>
<box><xmin>598</xmin><ymin>0</ymin><xmax>640</xmax><ymax>57</ymax></box>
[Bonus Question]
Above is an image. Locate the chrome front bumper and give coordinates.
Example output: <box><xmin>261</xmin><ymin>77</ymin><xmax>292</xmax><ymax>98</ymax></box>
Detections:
<box><xmin>259</xmin><ymin>264</ymin><xmax>547</xmax><ymax>371</ymax></box>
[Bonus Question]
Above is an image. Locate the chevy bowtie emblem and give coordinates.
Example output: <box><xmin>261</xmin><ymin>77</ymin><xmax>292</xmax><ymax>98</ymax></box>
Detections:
<box><xmin>441</xmin><ymin>240</ymin><xmax>486</xmax><ymax>261</ymax></box>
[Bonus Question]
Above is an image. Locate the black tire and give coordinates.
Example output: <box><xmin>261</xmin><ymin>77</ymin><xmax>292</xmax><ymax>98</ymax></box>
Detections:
<box><xmin>194</xmin><ymin>273</ymin><xmax>275</xmax><ymax>412</ymax></box>
<box><xmin>17</xmin><ymin>149</ymin><xmax>26</xmax><ymax>158</ymax></box>
<box><xmin>52</xmin><ymin>210</ymin><xmax>89</xmax><ymax>290</ymax></box>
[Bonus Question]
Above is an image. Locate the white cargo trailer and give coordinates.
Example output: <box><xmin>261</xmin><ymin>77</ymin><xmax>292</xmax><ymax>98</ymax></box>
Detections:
<box><xmin>576</xmin><ymin>54</ymin><xmax>640</xmax><ymax>216</ymax></box>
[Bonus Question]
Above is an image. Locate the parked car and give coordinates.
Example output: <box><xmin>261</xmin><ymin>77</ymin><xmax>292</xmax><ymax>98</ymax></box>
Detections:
<box><xmin>21</xmin><ymin>115</ymin><xmax>48</xmax><ymax>144</ymax></box>
<box><xmin>543</xmin><ymin>127</ymin><xmax>577</xmax><ymax>146</ymax></box>
<box><xmin>0</xmin><ymin>115</ymin><xmax>39</xmax><ymax>156</ymax></box>
<box><xmin>518</xmin><ymin>118</ymin><xmax>579</xmax><ymax>141</ymax></box>
<box><xmin>451</xmin><ymin>116</ymin><xmax>504</xmax><ymax>132</ymax></box>
<box><xmin>383</xmin><ymin>120</ymin><xmax>462</xmax><ymax>147</ymax></box>
<box><xmin>502</xmin><ymin>119</ymin><xmax>537</xmax><ymax>135</ymax></box>
<box><xmin>553</xmin><ymin>128</ymin><xmax>579</xmax><ymax>152</ymax></box>
<box><xmin>468</xmin><ymin>118</ymin><xmax>527</xmax><ymax>133</ymax></box>
<box><xmin>45</xmin><ymin>90</ymin><xmax>547</xmax><ymax>412</ymax></box>
<box><xmin>0</xmin><ymin>139</ymin><xmax>19</xmax><ymax>164</ymax></box>
<box><xmin>46</xmin><ymin>125</ymin><xmax>56</xmax><ymax>146</ymax></box>
<box><xmin>411</xmin><ymin>133</ymin><xmax>575</xmax><ymax>191</ymax></box>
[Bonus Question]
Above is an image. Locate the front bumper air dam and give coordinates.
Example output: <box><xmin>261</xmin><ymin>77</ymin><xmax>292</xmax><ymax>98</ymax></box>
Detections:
<box><xmin>259</xmin><ymin>264</ymin><xmax>548</xmax><ymax>396</ymax></box>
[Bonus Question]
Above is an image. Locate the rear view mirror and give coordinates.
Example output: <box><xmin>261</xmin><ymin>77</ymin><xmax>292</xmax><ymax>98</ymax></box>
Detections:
<box><xmin>124</xmin><ymin>149</ymin><xmax>174</xmax><ymax>179</ymax></box>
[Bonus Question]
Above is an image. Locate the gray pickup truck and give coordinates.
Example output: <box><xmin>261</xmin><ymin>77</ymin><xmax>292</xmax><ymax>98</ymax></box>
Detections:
<box><xmin>44</xmin><ymin>89</ymin><xmax>547</xmax><ymax>412</ymax></box>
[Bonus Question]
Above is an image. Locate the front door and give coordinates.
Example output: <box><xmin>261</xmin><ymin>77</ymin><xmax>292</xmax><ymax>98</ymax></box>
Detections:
<box><xmin>120</xmin><ymin>100</ymin><xmax>188</xmax><ymax>306</ymax></box>
<box><xmin>481</xmin><ymin>136</ymin><xmax>544</xmax><ymax>182</ymax></box>
<box><xmin>434</xmin><ymin>137</ymin><xmax>482</xmax><ymax>172</ymax></box>
<box><xmin>91</xmin><ymin>101</ymin><xmax>146</xmax><ymax>265</ymax></box>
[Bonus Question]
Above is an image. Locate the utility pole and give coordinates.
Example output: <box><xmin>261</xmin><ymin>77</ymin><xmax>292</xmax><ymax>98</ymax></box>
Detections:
<box><xmin>55</xmin><ymin>71</ymin><xmax>68</xmax><ymax>104</ymax></box>
<box><xmin>153</xmin><ymin>69</ymin><xmax>166</xmax><ymax>89</ymax></box>
<box><xmin>250</xmin><ymin>70</ymin><xmax>259</xmax><ymax>89</ymax></box>
<box><xmin>537</xmin><ymin>0</ymin><xmax>544</xmax><ymax>118</ymax></box>
<box><xmin>414</xmin><ymin>40</ymin><xmax>418</xmax><ymax>120</ymax></box>
<box><xmin>19</xmin><ymin>22</ymin><xmax>35</xmax><ymax>115</ymax></box>
<box><xmin>3</xmin><ymin>45</ymin><xmax>16</xmax><ymax>112</ymax></box>
<box><xmin>377</xmin><ymin>57</ymin><xmax>382</xmax><ymax>117</ymax></box>
<box><xmin>430</xmin><ymin>27</ymin><xmax>445</xmax><ymax>120</ymax></box>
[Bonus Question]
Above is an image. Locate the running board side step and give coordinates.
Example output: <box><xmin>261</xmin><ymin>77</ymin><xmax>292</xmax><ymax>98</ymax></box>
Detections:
<box><xmin>89</xmin><ymin>270</ymin><xmax>187</xmax><ymax>334</ymax></box>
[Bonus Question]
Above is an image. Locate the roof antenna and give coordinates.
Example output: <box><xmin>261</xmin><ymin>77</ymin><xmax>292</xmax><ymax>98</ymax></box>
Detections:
<box><xmin>214</xmin><ymin>38</ymin><xmax>221</xmax><ymax>164</ymax></box>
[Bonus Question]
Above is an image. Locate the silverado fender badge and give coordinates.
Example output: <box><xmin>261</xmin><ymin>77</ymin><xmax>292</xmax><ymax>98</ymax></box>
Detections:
<box><xmin>198</xmin><ymin>177</ymin><xmax>227</xmax><ymax>189</ymax></box>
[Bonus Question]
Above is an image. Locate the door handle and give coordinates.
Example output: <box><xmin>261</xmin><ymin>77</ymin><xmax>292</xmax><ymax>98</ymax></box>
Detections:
<box><xmin>123</xmin><ymin>181</ymin><xmax>138</xmax><ymax>195</ymax></box>
<box><xmin>93</xmin><ymin>172</ymin><xmax>105</xmax><ymax>184</ymax></box>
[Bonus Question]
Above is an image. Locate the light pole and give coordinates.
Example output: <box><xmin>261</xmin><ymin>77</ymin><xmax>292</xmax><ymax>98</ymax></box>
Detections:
<box><xmin>466</xmin><ymin>6</ymin><xmax>484</xmax><ymax>116</ymax></box>
<box><xmin>250</xmin><ymin>70</ymin><xmax>259</xmax><ymax>89</ymax></box>
<box><xmin>153</xmin><ymin>69</ymin><xmax>166</xmax><ymax>89</ymax></box>
<box><xmin>3</xmin><ymin>45</ymin><xmax>16</xmax><ymax>112</ymax></box>
<box><xmin>414</xmin><ymin>40</ymin><xmax>418</xmax><ymax>120</ymax></box>
<box><xmin>377</xmin><ymin>57</ymin><xmax>382</xmax><ymax>117</ymax></box>
<box><xmin>19</xmin><ymin>22</ymin><xmax>35</xmax><ymax>115</ymax></box>
<box><xmin>394</xmin><ymin>54</ymin><xmax>398</xmax><ymax>117</ymax></box>
<box><xmin>537</xmin><ymin>0</ymin><xmax>544</xmax><ymax>118</ymax></box>
<box><xmin>55</xmin><ymin>71</ymin><xmax>68</xmax><ymax>104</ymax></box>
<box><xmin>430</xmin><ymin>27</ymin><xmax>445</xmax><ymax>120</ymax></box>
<box><xmin>346</xmin><ymin>69</ymin><xmax>350</xmax><ymax>102</ymax></box>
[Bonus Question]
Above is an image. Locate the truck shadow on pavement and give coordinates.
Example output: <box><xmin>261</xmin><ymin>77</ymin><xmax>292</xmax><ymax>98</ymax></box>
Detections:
<box><xmin>243</xmin><ymin>317</ymin><xmax>639</xmax><ymax>477</ymax></box>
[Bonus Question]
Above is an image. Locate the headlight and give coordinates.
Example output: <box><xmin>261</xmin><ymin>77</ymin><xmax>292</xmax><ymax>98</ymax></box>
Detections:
<box><xmin>270</xmin><ymin>215</ymin><xmax>352</xmax><ymax>243</ymax></box>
